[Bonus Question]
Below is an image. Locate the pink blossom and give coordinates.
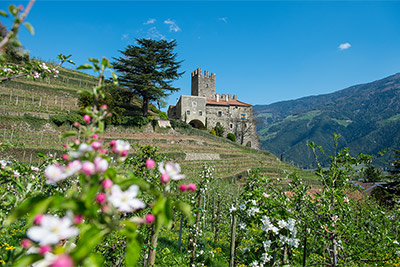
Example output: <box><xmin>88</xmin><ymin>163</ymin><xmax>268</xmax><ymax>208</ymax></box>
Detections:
<box><xmin>102</xmin><ymin>179</ymin><xmax>113</xmax><ymax>189</ymax></box>
<box><xmin>188</xmin><ymin>183</ymin><xmax>196</xmax><ymax>192</ymax></box>
<box><xmin>21</xmin><ymin>238</ymin><xmax>32</xmax><ymax>249</ymax></box>
<box><xmin>50</xmin><ymin>254</ymin><xmax>74</xmax><ymax>267</ymax></box>
<box><xmin>145</xmin><ymin>214</ymin><xmax>155</xmax><ymax>224</ymax></box>
<box><xmin>34</xmin><ymin>214</ymin><xmax>44</xmax><ymax>225</ymax></box>
<box><xmin>91</xmin><ymin>141</ymin><xmax>102</xmax><ymax>150</ymax></box>
<box><xmin>100</xmin><ymin>104</ymin><xmax>107</xmax><ymax>110</ymax></box>
<box><xmin>110</xmin><ymin>140</ymin><xmax>116</xmax><ymax>147</ymax></box>
<box><xmin>83</xmin><ymin>115</ymin><xmax>91</xmax><ymax>124</ymax></box>
<box><xmin>102</xmin><ymin>205</ymin><xmax>110</xmax><ymax>212</ymax></box>
<box><xmin>159</xmin><ymin>162</ymin><xmax>185</xmax><ymax>180</ymax></box>
<box><xmin>96</xmin><ymin>193</ymin><xmax>106</xmax><ymax>204</ymax></box>
<box><xmin>73</xmin><ymin>215</ymin><xmax>83</xmax><ymax>224</ymax></box>
<box><xmin>92</xmin><ymin>134</ymin><xmax>98</xmax><ymax>139</ymax></box>
<box><xmin>65</xmin><ymin>160</ymin><xmax>82</xmax><ymax>177</ymax></box>
<box><xmin>160</xmin><ymin>173</ymin><xmax>170</xmax><ymax>184</ymax></box>
<box><xmin>74</xmin><ymin>139</ymin><xmax>80</xmax><ymax>145</ymax></box>
<box><xmin>94</xmin><ymin>157</ymin><xmax>108</xmax><ymax>173</ymax></box>
<box><xmin>39</xmin><ymin>245</ymin><xmax>52</xmax><ymax>255</ymax></box>
<box><xmin>18</xmin><ymin>5</ymin><xmax>23</xmax><ymax>10</ymax></box>
<box><xmin>111</xmin><ymin>140</ymin><xmax>131</xmax><ymax>155</ymax></box>
<box><xmin>63</xmin><ymin>144</ymin><xmax>69</xmax><ymax>149</ymax></box>
<box><xmin>100</xmin><ymin>149</ymin><xmax>108</xmax><ymax>154</ymax></box>
<box><xmin>62</xmin><ymin>154</ymin><xmax>69</xmax><ymax>161</ymax></box>
<box><xmin>81</xmin><ymin>161</ymin><xmax>95</xmax><ymax>176</ymax></box>
<box><xmin>146</xmin><ymin>159</ymin><xmax>156</xmax><ymax>170</ymax></box>
<box><xmin>45</xmin><ymin>164</ymin><xmax>67</xmax><ymax>183</ymax></box>
<box><xmin>179</xmin><ymin>184</ymin><xmax>187</xmax><ymax>192</ymax></box>
<box><xmin>73</xmin><ymin>122</ymin><xmax>81</xmax><ymax>128</ymax></box>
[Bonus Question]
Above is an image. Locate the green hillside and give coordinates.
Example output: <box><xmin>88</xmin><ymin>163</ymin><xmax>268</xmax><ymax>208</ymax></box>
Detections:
<box><xmin>0</xmin><ymin>68</ymin><xmax>317</xmax><ymax>184</ymax></box>
<box><xmin>255</xmin><ymin>72</ymin><xmax>400</xmax><ymax>168</ymax></box>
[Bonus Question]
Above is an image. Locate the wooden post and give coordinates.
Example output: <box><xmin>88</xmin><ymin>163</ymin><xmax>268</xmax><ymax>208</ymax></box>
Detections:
<box><xmin>55</xmin><ymin>96</ymin><xmax>57</xmax><ymax>105</ymax></box>
<box><xmin>177</xmin><ymin>215</ymin><xmax>184</xmax><ymax>251</ymax></box>
<box><xmin>22</xmin><ymin>150</ymin><xmax>26</xmax><ymax>162</ymax></box>
<box><xmin>9</xmin><ymin>90</ymin><xmax>12</xmax><ymax>102</ymax></box>
<box><xmin>61</xmin><ymin>98</ymin><xmax>63</xmax><ymax>109</ymax></box>
<box><xmin>147</xmin><ymin>225</ymin><xmax>158</xmax><ymax>266</ymax></box>
<box><xmin>29</xmin><ymin>154</ymin><xmax>32</xmax><ymax>165</ymax></box>
<box><xmin>15</xmin><ymin>96</ymin><xmax>18</xmax><ymax>105</ymax></box>
<box><xmin>39</xmin><ymin>97</ymin><xmax>42</xmax><ymax>107</ymax></box>
<box><xmin>190</xmin><ymin>194</ymin><xmax>203</xmax><ymax>264</ymax></box>
<box><xmin>214</xmin><ymin>194</ymin><xmax>221</xmax><ymax>247</ymax></box>
<box><xmin>23</xmin><ymin>97</ymin><xmax>25</xmax><ymax>107</ymax></box>
<box><xmin>10</xmin><ymin>129</ymin><xmax>14</xmax><ymax>142</ymax></box>
<box><xmin>229</xmin><ymin>212</ymin><xmax>237</xmax><ymax>267</ymax></box>
<box><xmin>40</xmin><ymin>132</ymin><xmax>43</xmax><ymax>144</ymax></box>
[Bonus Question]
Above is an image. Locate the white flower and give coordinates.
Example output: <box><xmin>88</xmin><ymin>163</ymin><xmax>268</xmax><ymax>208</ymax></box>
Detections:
<box><xmin>250</xmin><ymin>261</ymin><xmax>260</xmax><ymax>267</ymax></box>
<box><xmin>277</xmin><ymin>220</ymin><xmax>287</xmax><ymax>229</ymax></box>
<box><xmin>45</xmin><ymin>164</ymin><xmax>67</xmax><ymax>183</ymax></box>
<box><xmin>261</xmin><ymin>252</ymin><xmax>272</xmax><ymax>263</ymax></box>
<box><xmin>238</xmin><ymin>222</ymin><xmax>247</xmax><ymax>230</ymax></box>
<box><xmin>27</xmin><ymin>215</ymin><xmax>79</xmax><ymax>245</ymax></box>
<box><xmin>68</xmin><ymin>143</ymin><xmax>93</xmax><ymax>159</ymax></box>
<box><xmin>64</xmin><ymin>160</ymin><xmax>82</xmax><ymax>177</ymax></box>
<box><xmin>113</xmin><ymin>140</ymin><xmax>131</xmax><ymax>154</ymax></box>
<box><xmin>229</xmin><ymin>205</ymin><xmax>237</xmax><ymax>213</ymax></box>
<box><xmin>394</xmin><ymin>240</ymin><xmax>399</xmax><ymax>245</ymax></box>
<box><xmin>396</xmin><ymin>251</ymin><xmax>400</xmax><ymax>257</ymax></box>
<box><xmin>263</xmin><ymin>240</ymin><xmax>271</xmax><ymax>250</ymax></box>
<box><xmin>158</xmin><ymin>162</ymin><xmax>185</xmax><ymax>180</ymax></box>
<box><xmin>109</xmin><ymin>185</ymin><xmax>145</xmax><ymax>212</ymax></box>
<box><xmin>239</xmin><ymin>204</ymin><xmax>246</xmax><ymax>210</ymax></box>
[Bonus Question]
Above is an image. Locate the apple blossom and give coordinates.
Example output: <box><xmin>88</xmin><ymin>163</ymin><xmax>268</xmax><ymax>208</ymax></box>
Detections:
<box><xmin>45</xmin><ymin>164</ymin><xmax>67</xmax><ymax>183</ymax></box>
<box><xmin>27</xmin><ymin>215</ymin><xmax>79</xmax><ymax>246</ymax></box>
<box><xmin>91</xmin><ymin>141</ymin><xmax>102</xmax><ymax>150</ymax></box>
<box><xmin>145</xmin><ymin>214</ymin><xmax>155</xmax><ymax>224</ymax></box>
<box><xmin>158</xmin><ymin>162</ymin><xmax>185</xmax><ymax>181</ymax></box>
<box><xmin>96</xmin><ymin>193</ymin><xmax>106</xmax><ymax>204</ymax></box>
<box><xmin>102</xmin><ymin>179</ymin><xmax>113</xmax><ymax>189</ymax></box>
<box><xmin>160</xmin><ymin>173</ymin><xmax>170</xmax><ymax>184</ymax></box>
<box><xmin>39</xmin><ymin>245</ymin><xmax>52</xmax><ymax>255</ymax></box>
<box><xmin>81</xmin><ymin>161</ymin><xmax>95</xmax><ymax>176</ymax></box>
<box><xmin>188</xmin><ymin>183</ymin><xmax>196</xmax><ymax>192</ymax></box>
<box><xmin>83</xmin><ymin>115</ymin><xmax>91</xmax><ymax>124</ymax></box>
<box><xmin>50</xmin><ymin>254</ymin><xmax>74</xmax><ymax>267</ymax></box>
<box><xmin>108</xmin><ymin>185</ymin><xmax>145</xmax><ymax>213</ymax></box>
<box><xmin>179</xmin><ymin>184</ymin><xmax>187</xmax><ymax>192</ymax></box>
<box><xmin>111</xmin><ymin>140</ymin><xmax>131</xmax><ymax>155</ymax></box>
<box><xmin>94</xmin><ymin>157</ymin><xmax>108</xmax><ymax>173</ymax></box>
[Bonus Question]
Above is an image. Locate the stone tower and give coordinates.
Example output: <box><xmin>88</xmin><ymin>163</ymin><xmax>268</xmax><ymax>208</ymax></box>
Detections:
<box><xmin>191</xmin><ymin>68</ymin><xmax>216</xmax><ymax>99</ymax></box>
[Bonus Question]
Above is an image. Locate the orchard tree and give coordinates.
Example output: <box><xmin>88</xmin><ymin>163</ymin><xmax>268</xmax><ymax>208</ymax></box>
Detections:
<box><xmin>112</xmin><ymin>38</ymin><xmax>184</xmax><ymax>117</ymax></box>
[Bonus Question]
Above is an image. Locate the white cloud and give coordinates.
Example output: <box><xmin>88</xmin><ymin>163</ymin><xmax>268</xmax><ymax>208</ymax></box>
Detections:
<box><xmin>164</xmin><ymin>19</ymin><xmax>181</xmax><ymax>32</ymax></box>
<box><xmin>121</xmin><ymin>33</ymin><xmax>129</xmax><ymax>40</ymax></box>
<box><xmin>339</xmin><ymin>42</ymin><xmax>351</xmax><ymax>50</ymax></box>
<box><xmin>219</xmin><ymin>17</ymin><xmax>228</xmax><ymax>23</ymax></box>
<box><xmin>144</xmin><ymin>18</ymin><xmax>156</xmax><ymax>25</ymax></box>
<box><xmin>146</xmin><ymin>27</ymin><xmax>166</xmax><ymax>40</ymax></box>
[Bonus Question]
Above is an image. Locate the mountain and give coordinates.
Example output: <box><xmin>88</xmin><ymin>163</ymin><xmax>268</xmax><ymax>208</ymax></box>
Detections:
<box><xmin>255</xmin><ymin>73</ymin><xmax>400</xmax><ymax>168</ymax></box>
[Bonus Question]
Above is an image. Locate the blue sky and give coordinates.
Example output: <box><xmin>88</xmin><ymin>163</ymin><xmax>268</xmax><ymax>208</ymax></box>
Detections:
<box><xmin>5</xmin><ymin>1</ymin><xmax>400</xmax><ymax>110</ymax></box>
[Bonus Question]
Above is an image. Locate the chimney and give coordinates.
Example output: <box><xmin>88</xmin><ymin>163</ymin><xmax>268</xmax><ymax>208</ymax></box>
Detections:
<box><xmin>216</xmin><ymin>94</ymin><xmax>220</xmax><ymax>102</ymax></box>
<box><xmin>233</xmin><ymin>94</ymin><xmax>238</xmax><ymax>100</ymax></box>
<box><xmin>225</xmin><ymin>94</ymin><xmax>229</xmax><ymax>102</ymax></box>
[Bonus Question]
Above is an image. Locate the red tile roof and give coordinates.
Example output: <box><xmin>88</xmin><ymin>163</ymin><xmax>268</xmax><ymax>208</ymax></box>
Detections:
<box><xmin>206</xmin><ymin>98</ymin><xmax>252</xmax><ymax>107</ymax></box>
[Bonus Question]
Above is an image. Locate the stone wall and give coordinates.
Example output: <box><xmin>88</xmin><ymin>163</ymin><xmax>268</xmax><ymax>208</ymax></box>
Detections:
<box><xmin>179</xmin><ymin>95</ymin><xmax>207</xmax><ymax>127</ymax></box>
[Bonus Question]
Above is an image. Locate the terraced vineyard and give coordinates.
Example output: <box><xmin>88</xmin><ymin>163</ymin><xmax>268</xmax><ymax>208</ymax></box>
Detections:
<box><xmin>0</xmin><ymin>67</ymin><xmax>317</xmax><ymax>183</ymax></box>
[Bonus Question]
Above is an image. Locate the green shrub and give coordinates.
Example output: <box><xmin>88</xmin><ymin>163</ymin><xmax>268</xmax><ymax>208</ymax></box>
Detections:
<box><xmin>121</xmin><ymin>116</ymin><xmax>150</xmax><ymax>128</ymax></box>
<box><xmin>159</xmin><ymin>111</ymin><xmax>168</xmax><ymax>120</ymax></box>
<box><xmin>49</xmin><ymin>114</ymin><xmax>68</xmax><ymax>126</ymax></box>
<box><xmin>213</xmin><ymin>123</ymin><xmax>224</xmax><ymax>137</ymax></box>
<box><xmin>209</xmin><ymin>129</ymin><xmax>217</xmax><ymax>136</ymax></box>
<box><xmin>49</xmin><ymin>112</ymin><xmax>84</xmax><ymax>127</ymax></box>
<box><xmin>227</xmin><ymin>133</ymin><xmax>236</xmax><ymax>142</ymax></box>
<box><xmin>22</xmin><ymin>114</ymin><xmax>46</xmax><ymax>130</ymax></box>
<box><xmin>170</xmin><ymin>120</ymin><xmax>192</xmax><ymax>130</ymax></box>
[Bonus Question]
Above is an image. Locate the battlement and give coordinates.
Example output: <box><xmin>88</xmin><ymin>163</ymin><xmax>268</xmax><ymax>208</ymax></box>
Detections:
<box><xmin>191</xmin><ymin>67</ymin><xmax>216</xmax><ymax>99</ymax></box>
<box><xmin>215</xmin><ymin>93</ymin><xmax>239</xmax><ymax>102</ymax></box>
<box><xmin>191</xmin><ymin>68</ymin><xmax>216</xmax><ymax>78</ymax></box>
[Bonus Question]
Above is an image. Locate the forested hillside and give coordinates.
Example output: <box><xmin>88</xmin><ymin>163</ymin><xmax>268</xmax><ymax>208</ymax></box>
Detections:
<box><xmin>255</xmin><ymin>72</ymin><xmax>400</xmax><ymax>168</ymax></box>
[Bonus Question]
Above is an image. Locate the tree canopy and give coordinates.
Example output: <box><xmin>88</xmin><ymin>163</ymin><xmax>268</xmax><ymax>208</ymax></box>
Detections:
<box><xmin>112</xmin><ymin>38</ymin><xmax>184</xmax><ymax>117</ymax></box>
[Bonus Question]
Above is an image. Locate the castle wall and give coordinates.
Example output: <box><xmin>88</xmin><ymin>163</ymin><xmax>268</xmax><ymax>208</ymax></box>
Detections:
<box><xmin>179</xmin><ymin>95</ymin><xmax>207</xmax><ymax>127</ymax></box>
<box><xmin>191</xmin><ymin>68</ymin><xmax>216</xmax><ymax>99</ymax></box>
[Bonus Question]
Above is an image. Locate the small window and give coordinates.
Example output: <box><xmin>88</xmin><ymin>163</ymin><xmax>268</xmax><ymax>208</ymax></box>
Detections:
<box><xmin>192</xmin><ymin>101</ymin><xmax>197</xmax><ymax>107</ymax></box>
<box><xmin>230</xmin><ymin>123</ymin><xmax>233</xmax><ymax>129</ymax></box>
<box><xmin>187</xmin><ymin>110</ymin><xmax>190</xmax><ymax>115</ymax></box>
<box><xmin>218</xmin><ymin>111</ymin><xmax>222</xmax><ymax>117</ymax></box>
<box><xmin>205</xmin><ymin>84</ymin><xmax>209</xmax><ymax>88</ymax></box>
<box><xmin>199</xmin><ymin>111</ymin><xmax>203</xmax><ymax>116</ymax></box>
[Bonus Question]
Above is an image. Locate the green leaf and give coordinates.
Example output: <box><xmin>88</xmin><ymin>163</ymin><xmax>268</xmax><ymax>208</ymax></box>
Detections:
<box><xmin>174</xmin><ymin>200</ymin><xmax>193</xmax><ymax>222</ymax></box>
<box><xmin>83</xmin><ymin>253</ymin><xmax>104</xmax><ymax>267</ymax></box>
<box><xmin>77</xmin><ymin>64</ymin><xmax>93</xmax><ymax>70</ymax></box>
<box><xmin>98</xmin><ymin>121</ymin><xmax>104</xmax><ymax>132</ymax></box>
<box><xmin>71</xmin><ymin>225</ymin><xmax>107</xmax><ymax>262</ymax></box>
<box><xmin>89</xmin><ymin>58</ymin><xmax>99</xmax><ymax>64</ymax></box>
<box><xmin>14</xmin><ymin>254</ymin><xmax>43</xmax><ymax>267</ymax></box>
<box><xmin>0</xmin><ymin>10</ymin><xmax>8</xmax><ymax>17</ymax></box>
<box><xmin>23</xmin><ymin>22</ymin><xmax>34</xmax><ymax>35</ymax></box>
<box><xmin>67</xmin><ymin>60</ymin><xmax>75</xmax><ymax>65</ymax></box>
<box><xmin>125</xmin><ymin>238</ymin><xmax>141</xmax><ymax>266</ymax></box>
<box><xmin>9</xmin><ymin>4</ymin><xmax>17</xmax><ymax>16</ymax></box>
<box><xmin>60</xmin><ymin>130</ymin><xmax>77</xmax><ymax>139</ymax></box>
<box><xmin>101</xmin><ymin>57</ymin><xmax>109</xmax><ymax>67</ymax></box>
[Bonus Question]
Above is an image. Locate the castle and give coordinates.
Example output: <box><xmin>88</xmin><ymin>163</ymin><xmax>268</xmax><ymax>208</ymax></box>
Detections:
<box><xmin>168</xmin><ymin>68</ymin><xmax>259</xmax><ymax>149</ymax></box>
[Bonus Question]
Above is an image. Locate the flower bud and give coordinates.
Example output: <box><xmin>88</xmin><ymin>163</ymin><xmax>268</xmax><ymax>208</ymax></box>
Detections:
<box><xmin>62</xmin><ymin>154</ymin><xmax>69</xmax><ymax>161</ymax></box>
<box><xmin>83</xmin><ymin>115</ymin><xmax>91</xmax><ymax>124</ymax></box>
<box><xmin>96</xmin><ymin>193</ymin><xmax>106</xmax><ymax>204</ymax></box>
<box><xmin>121</xmin><ymin>150</ymin><xmax>128</xmax><ymax>157</ymax></box>
<box><xmin>21</xmin><ymin>238</ymin><xmax>32</xmax><ymax>249</ymax></box>
<box><xmin>146</xmin><ymin>159</ymin><xmax>155</xmax><ymax>170</ymax></box>
<box><xmin>102</xmin><ymin>179</ymin><xmax>113</xmax><ymax>189</ymax></box>
<box><xmin>145</xmin><ymin>214</ymin><xmax>155</xmax><ymax>224</ymax></box>
<box><xmin>160</xmin><ymin>173</ymin><xmax>170</xmax><ymax>184</ymax></box>
<box><xmin>39</xmin><ymin>245</ymin><xmax>52</xmax><ymax>255</ymax></box>
<box><xmin>91</xmin><ymin>141</ymin><xmax>102</xmax><ymax>150</ymax></box>
<box><xmin>92</xmin><ymin>134</ymin><xmax>98</xmax><ymax>139</ymax></box>
<box><xmin>50</xmin><ymin>254</ymin><xmax>74</xmax><ymax>267</ymax></box>
<box><xmin>110</xmin><ymin>140</ymin><xmax>116</xmax><ymax>147</ymax></box>
<box><xmin>179</xmin><ymin>184</ymin><xmax>187</xmax><ymax>192</ymax></box>
<box><xmin>34</xmin><ymin>214</ymin><xmax>44</xmax><ymax>225</ymax></box>
<box><xmin>188</xmin><ymin>183</ymin><xmax>197</xmax><ymax>192</ymax></box>
<box><xmin>81</xmin><ymin>161</ymin><xmax>95</xmax><ymax>176</ymax></box>
<box><xmin>74</xmin><ymin>215</ymin><xmax>83</xmax><ymax>224</ymax></box>
<box><xmin>100</xmin><ymin>104</ymin><xmax>108</xmax><ymax>110</ymax></box>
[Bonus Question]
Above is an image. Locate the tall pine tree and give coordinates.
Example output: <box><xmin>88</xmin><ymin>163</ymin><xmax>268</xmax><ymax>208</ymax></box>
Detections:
<box><xmin>112</xmin><ymin>38</ymin><xmax>184</xmax><ymax>117</ymax></box>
